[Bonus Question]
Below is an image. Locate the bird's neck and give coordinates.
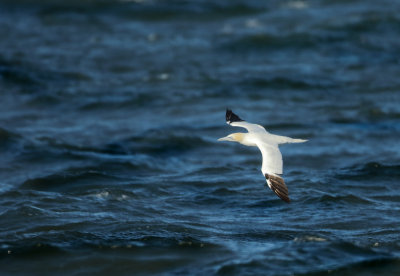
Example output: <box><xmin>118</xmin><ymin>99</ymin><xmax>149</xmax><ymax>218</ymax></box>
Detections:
<box><xmin>234</xmin><ymin>133</ymin><xmax>257</xmax><ymax>147</ymax></box>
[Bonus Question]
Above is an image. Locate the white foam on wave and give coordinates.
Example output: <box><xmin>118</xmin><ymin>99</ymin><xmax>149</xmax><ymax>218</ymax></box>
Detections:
<box><xmin>294</xmin><ymin>235</ymin><xmax>328</xmax><ymax>242</ymax></box>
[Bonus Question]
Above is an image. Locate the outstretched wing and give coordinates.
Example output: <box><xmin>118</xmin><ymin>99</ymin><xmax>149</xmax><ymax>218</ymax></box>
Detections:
<box><xmin>256</xmin><ymin>142</ymin><xmax>290</xmax><ymax>202</ymax></box>
<box><xmin>226</xmin><ymin>109</ymin><xmax>267</xmax><ymax>133</ymax></box>
<box><xmin>256</xmin><ymin>141</ymin><xmax>283</xmax><ymax>175</ymax></box>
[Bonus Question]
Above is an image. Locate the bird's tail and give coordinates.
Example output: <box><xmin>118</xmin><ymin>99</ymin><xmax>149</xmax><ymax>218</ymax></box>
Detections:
<box><xmin>290</xmin><ymin>138</ymin><xmax>308</xmax><ymax>143</ymax></box>
<box><xmin>269</xmin><ymin>134</ymin><xmax>307</xmax><ymax>144</ymax></box>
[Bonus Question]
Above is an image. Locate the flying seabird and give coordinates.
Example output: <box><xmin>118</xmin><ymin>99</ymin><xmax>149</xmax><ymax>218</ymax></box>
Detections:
<box><xmin>218</xmin><ymin>109</ymin><xmax>307</xmax><ymax>203</ymax></box>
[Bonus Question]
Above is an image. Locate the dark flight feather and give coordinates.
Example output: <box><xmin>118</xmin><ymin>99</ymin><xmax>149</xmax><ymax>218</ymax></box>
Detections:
<box><xmin>226</xmin><ymin>109</ymin><xmax>244</xmax><ymax>124</ymax></box>
<box><xmin>265</xmin><ymin>174</ymin><xmax>290</xmax><ymax>203</ymax></box>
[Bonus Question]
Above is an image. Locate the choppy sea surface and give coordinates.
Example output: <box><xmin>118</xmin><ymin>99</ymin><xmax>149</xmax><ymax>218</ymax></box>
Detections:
<box><xmin>1</xmin><ymin>0</ymin><xmax>400</xmax><ymax>275</ymax></box>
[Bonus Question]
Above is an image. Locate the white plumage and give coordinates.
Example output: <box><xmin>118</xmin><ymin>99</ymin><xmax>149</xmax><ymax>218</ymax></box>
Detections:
<box><xmin>218</xmin><ymin>110</ymin><xmax>307</xmax><ymax>203</ymax></box>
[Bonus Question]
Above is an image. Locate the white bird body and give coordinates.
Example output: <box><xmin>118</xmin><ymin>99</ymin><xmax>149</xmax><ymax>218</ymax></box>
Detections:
<box><xmin>218</xmin><ymin>110</ymin><xmax>307</xmax><ymax>203</ymax></box>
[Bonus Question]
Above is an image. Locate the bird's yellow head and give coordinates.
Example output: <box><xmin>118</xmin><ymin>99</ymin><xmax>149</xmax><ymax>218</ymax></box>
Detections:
<box><xmin>218</xmin><ymin>133</ymin><xmax>244</xmax><ymax>143</ymax></box>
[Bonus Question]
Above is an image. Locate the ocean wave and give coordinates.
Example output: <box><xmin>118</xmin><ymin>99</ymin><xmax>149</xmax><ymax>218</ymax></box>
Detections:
<box><xmin>336</xmin><ymin>162</ymin><xmax>400</xmax><ymax>180</ymax></box>
<box><xmin>321</xmin><ymin>13</ymin><xmax>400</xmax><ymax>35</ymax></box>
<box><xmin>216</xmin><ymin>240</ymin><xmax>392</xmax><ymax>276</ymax></box>
<box><xmin>0</xmin><ymin>58</ymin><xmax>42</xmax><ymax>90</ymax></box>
<box><xmin>38</xmin><ymin>131</ymin><xmax>211</xmax><ymax>161</ymax></box>
<box><xmin>40</xmin><ymin>136</ymin><xmax>131</xmax><ymax>156</ymax></box>
<box><xmin>302</xmin><ymin>257</ymin><xmax>400</xmax><ymax>276</ymax></box>
<box><xmin>19</xmin><ymin>168</ymin><xmax>128</xmax><ymax>192</ymax></box>
<box><xmin>0</xmin><ymin>205</ymin><xmax>49</xmax><ymax>220</ymax></box>
<box><xmin>0</xmin><ymin>127</ymin><xmax>21</xmax><ymax>148</ymax></box>
<box><xmin>113</xmin><ymin>1</ymin><xmax>266</xmax><ymax>21</ymax></box>
<box><xmin>78</xmin><ymin>93</ymin><xmax>158</xmax><ymax>111</ymax></box>
<box><xmin>1</xmin><ymin>230</ymin><xmax>217</xmax><ymax>254</ymax></box>
<box><xmin>219</xmin><ymin>32</ymin><xmax>337</xmax><ymax>52</ymax></box>
<box><xmin>4</xmin><ymin>0</ymin><xmax>270</xmax><ymax>22</ymax></box>
<box><xmin>124</xmin><ymin>133</ymin><xmax>211</xmax><ymax>156</ymax></box>
<box><xmin>0</xmin><ymin>56</ymin><xmax>70</xmax><ymax>94</ymax></box>
<box><xmin>303</xmin><ymin>194</ymin><xmax>373</xmax><ymax>205</ymax></box>
<box><xmin>237</xmin><ymin>76</ymin><xmax>335</xmax><ymax>90</ymax></box>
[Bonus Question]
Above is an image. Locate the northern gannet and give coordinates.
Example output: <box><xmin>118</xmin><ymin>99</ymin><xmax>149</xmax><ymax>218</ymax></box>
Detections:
<box><xmin>218</xmin><ymin>109</ymin><xmax>307</xmax><ymax>203</ymax></box>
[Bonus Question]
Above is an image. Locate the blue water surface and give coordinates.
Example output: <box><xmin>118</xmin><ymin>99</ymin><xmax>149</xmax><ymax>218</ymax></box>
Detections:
<box><xmin>1</xmin><ymin>0</ymin><xmax>400</xmax><ymax>275</ymax></box>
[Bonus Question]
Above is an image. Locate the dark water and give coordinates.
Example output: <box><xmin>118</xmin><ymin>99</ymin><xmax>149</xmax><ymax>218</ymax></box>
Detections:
<box><xmin>1</xmin><ymin>0</ymin><xmax>400</xmax><ymax>275</ymax></box>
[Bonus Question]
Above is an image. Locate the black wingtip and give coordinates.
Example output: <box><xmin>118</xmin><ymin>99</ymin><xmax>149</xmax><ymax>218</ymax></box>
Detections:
<box><xmin>226</xmin><ymin>109</ymin><xmax>244</xmax><ymax>123</ymax></box>
<box><xmin>265</xmin><ymin>174</ymin><xmax>290</xmax><ymax>203</ymax></box>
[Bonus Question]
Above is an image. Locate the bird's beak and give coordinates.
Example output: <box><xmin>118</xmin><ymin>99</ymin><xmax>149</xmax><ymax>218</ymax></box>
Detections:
<box><xmin>218</xmin><ymin>136</ymin><xmax>233</xmax><ymax>142</ymax></box>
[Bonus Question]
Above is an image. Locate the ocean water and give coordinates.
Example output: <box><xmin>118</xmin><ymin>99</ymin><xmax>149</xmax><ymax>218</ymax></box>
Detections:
<box><xmin>1</xmin><ymin>0</ymin><xmax>400</xmax><ymax>275</ymax></box>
